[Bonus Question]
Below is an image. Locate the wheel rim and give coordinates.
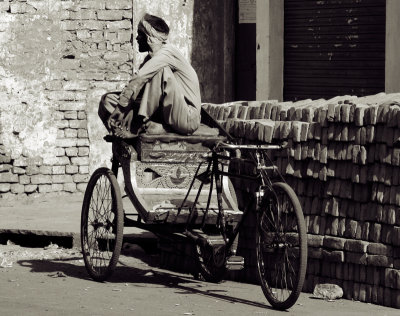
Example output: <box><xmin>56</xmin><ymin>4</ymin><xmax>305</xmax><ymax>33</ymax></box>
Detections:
<box><xmin>83</xmin><ymin>173</ymin><xmax>119</xmax><ymax>277</ymax></box>
<box><xmin>257</xmin><ymin>187</ymin><xmax>303</xmax><ymax>305</ymax></box>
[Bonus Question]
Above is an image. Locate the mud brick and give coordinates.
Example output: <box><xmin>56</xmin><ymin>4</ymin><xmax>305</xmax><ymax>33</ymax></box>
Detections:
<box><xmin>354</xmin><ymin>127</ymin><xmax>365</xmax><ymax>145</ymax></box>
<box><xmin>383</xmin><ymin>287</ymin><xmax>393</xmax><ymax>307</ymax></box>
<box><xmin>378</xmin><ymin>143</ymin><xmax>388</xmax><ymax>163</ymax></box>
<box><xmin>393</xmin><ymin>290</ymin><xmax>400</xmax><ymax>308</ymax></box>
<box><xmin>325</xmin><ymin>216</ymin><xmax>339</xmax><ymax>236</ymax></box>
<box><xmin>293</xmin><ymin>143</ymin><xmax>302</xmax><ymax>160</ymax></box>
<box><xmin>270</xmin><ymin>104</ymin><xmax>279</xmax><ymax>121</ymax></box>
<box><xmin>340</xmin><ymin>104</ymin><xmax>351</xmax><ymax>123</ymax></box>
<box><xmin>339</xmin><ymin>181</ymin><xmax>352</xmax><ymax>199</ymax></box>
<box><xmin>323</xmin><ymin>236</ymin><xmax>346</xmax><ymax>250</ymax></box>
<box><xmin>369</xmin><ymin>223</ymin><xmax>382</xmax><ymax>242</ymax></box>
<box><xmin>381</xmin><ymin>225</ymin><xmax>393</xmax><ymax>244</ymax></box>
<box><xmin>392</xmin><ymin>148</ymin><xmax>400</xmax><ymax>166</ymax></box>
<box><xmin>393</xmin><ymin>227</ymin><xmax>400</xmax><ymax>247</ymax></box>
<box><xmin>319</xmin><ymin>108</ymin><xmax>328</xmax><ymax>127</ymax></box>
<box><xmin>237</xmin><ymin>105</ymin><xmax>248</xmax><ymax>119</ymax></box>
<box><xmin>345</xmin><ymin>240</ymin><xmax>369</xmax><ymax>253</ymax></box>
<box><xmin>247</xmin><ymin>105</ymin><xmax>260</xmax><ymax>119</ymax></box>
<box><xmin>337</xmin><ymin>218</ymin><xmax>346</xmax><ymax>237</ymax></box>
<box><xmin>227</xmin><ymin>104</ymin><xmax>239</xmax><ymax>119</ymax></box>
<box><xmin>320</xmin><ymin>126</ymin><xmax>328</xmax><ymax>145</ymax></box>
<box><xmin>326</xmin><ymin>103</ymin><xmax>336</xmax><ymax>122</ymax></box>
<box><xmin>279</xmin><ymin>108</ymin><xmax>288</xmax><ymax>121</ymax></box>
<box><xmin>361</xmin><ymin>222</ymin><xmax>370</xmax><ymax>240</ymax></box>
<box><xmin>371</xmin><ymin>285</ymin><xmax>380</xmax><ymax>304</ymax></box>
<box><xmin>306</xmin><ymin>140</ymin><xmax>315</xmax><ymax>158</ymax></box>
<box><xmin>343</xmin><ymin>262</ymin><xmax>350</xmax><ymax>280</ymax></box>
<box><xmin>327</xmin><ymin>143</ymin><xmax>335</xmax><ymax>160</ymax></box>
<box><xmin>309</xmin><ymin>215</ymin><xmax>321</xmax><ymax>234</ymax></box>
<box><xmin>368</xmin><ymin>243</ymin><xmax>393</xmax><ymax>257</ymax></box>
<box><xmin>351</xmin><ymin>164</ymin><xmax>360</xmax><ymax>183</ymax></box>
<box><xmin>306</xmin><ymin>160</ymin><xmax>315</xmax><ymax>177</ymax></box>
<box><xmin>343</xmin><ymin>280</ymin><xmax>355</xmax><ymax>299</ymax></box>
<box><xmin>347</xmin><ymin>252</ymin><xmax>368</xmax><ymax>265</ymax></box>
<box><xmin>318</xmin><ymin>165</ymin><xmax>328</xmax><ymax>181</ymax></box>
<box><xmin>367</xmin><ymin>143</ymin><xmax>375</xmax><ymax>163</ymax></box>
<box><xmin>385</xmin><ymin>204</ymin><xmax>396</xmax><ymax>225</ymax></box>
<box><xmin>310</xmin><ymin>196</ymin><xmax>321</xmax><ymax>214</ymax></box>
<box><xmin>280</xmin><ymin>121</ymin><xmax>291</xmax><ymax>139</ymax></box>
<box><xmin>352</xmin><ymin>145</ymin><xmax>361</xmax><ymax>164</ymax></box>
<box><xmin>307</xmin><ymin>234</ymin><xmax>324</xmax><ymax>247</ymax></box>
<box><xmin>326</xmin><ymin>161</ymin><xmax>336</xmax><ymax>177</ymax></box>
<box><xmin>344</xmin><ymin>219</ymin><xmax>358</xmax><ymax>239</ymax></box>
<box><xmin>338</xmin><ymin>199</ymin><xmax>348</xmax><ymax>217</ymax></box>
<box><xmin>262</xmin><ymin>102</ymin><xmax>272</xmax><ymax>119</ymax></box>
<box><xmin>355</xmin><ymin>105</ymin><xmax>368</xmax><ymax>126</ymax></box>
<box><xmin>309</xmin><ymin>247</ymin><xmax>323</xmax><ymax>259</ymax></box>
<box><xmin>320</xmin><ymin>145</ymin><xmax>328</xmax><ymax>163</ymax></box>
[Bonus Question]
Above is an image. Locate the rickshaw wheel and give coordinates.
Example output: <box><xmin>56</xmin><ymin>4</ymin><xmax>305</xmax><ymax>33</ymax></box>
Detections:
<box><xmin>81</xmin><ymin>167</ymin><xmax>124</xmax><ymax>282</ymax></box>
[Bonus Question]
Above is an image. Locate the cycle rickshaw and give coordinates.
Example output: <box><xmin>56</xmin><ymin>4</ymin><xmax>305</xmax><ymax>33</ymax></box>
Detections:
<box><xmin>80</xmin><ymin>109</ymin><xmax>307</xmax><ymax>310</ymax></box>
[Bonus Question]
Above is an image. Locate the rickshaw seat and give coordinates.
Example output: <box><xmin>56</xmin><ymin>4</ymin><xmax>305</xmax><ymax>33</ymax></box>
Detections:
<box><xmin>136</xmin><ymin>123</ymin><xmax>226</xmax><ymax>163</ymax></box>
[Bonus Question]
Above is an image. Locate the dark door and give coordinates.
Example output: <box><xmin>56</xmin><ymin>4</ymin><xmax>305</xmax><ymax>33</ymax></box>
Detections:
<box><xmin>235</xmin><ymin>1</ymin><xmax>256</xmax><ymax>101</ymax></box>
<box><xmin>284</xmin><ymin>0</ymin><xmax>386</xmax><ymax>101</ymax></box>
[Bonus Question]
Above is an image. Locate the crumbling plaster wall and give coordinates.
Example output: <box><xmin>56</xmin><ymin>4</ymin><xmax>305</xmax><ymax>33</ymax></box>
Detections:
<box><xmin>0</xmin><ymin>0</ymin><xmax>228</xmax><ymax>198</ymax></box>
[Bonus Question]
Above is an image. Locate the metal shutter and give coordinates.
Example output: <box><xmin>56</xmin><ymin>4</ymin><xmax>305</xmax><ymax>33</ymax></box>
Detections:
<box><xmin>284</xmin><ymin>0</ymin><xmax>386</xmax><ymax>101</ymax></box>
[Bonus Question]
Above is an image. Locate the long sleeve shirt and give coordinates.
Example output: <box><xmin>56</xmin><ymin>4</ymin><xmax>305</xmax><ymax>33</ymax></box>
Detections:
<box><xmin>118</xmin><ymin>44</ymin><xmax>201</xmax><ymax>111</ymax></box>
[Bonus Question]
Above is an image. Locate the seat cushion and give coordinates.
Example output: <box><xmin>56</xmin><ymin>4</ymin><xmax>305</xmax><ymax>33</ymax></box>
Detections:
<box><xmin>136</xmin><ymin>124</ymin><xmax>226</xmax><ymax>163</ymax></box>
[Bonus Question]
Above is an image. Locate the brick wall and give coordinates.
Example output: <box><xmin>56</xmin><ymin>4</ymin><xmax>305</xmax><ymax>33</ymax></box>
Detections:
<box><xmin>0</xmin><ymin>0</ymin><xmax>134</xmax><ymax>199</ymax></box>
<box><xmin>202</xmin><ymin>92</ymin><xmax>400</xmax><ymax>308</ymax></box>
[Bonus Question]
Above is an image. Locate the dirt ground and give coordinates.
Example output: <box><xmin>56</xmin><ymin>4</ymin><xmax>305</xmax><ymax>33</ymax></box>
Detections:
<box><xmin>0</xmin><ymin>242</ymin><xmax>399</xmax><ymax>316</ymax></box>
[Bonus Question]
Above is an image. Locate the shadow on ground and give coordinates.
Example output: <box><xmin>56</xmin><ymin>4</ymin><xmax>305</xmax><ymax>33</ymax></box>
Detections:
<box><xmin>17</xmin><ymin>250</ymin><xmax>272</xmax><ymax>311</ymax></box>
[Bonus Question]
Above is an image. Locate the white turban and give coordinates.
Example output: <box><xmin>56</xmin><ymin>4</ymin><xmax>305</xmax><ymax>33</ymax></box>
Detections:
<box><xmin>138</xmin><ymin>16</ymin><xmax>169</xmax><ymax>45</ymax></box>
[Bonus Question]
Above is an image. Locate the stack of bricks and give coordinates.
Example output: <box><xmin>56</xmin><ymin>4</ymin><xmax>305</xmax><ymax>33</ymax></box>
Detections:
<box><xmin>203</xmin><ymin>92</ymin><xmax>400</xmax><ymax>308</ymax></box>
<box><xmin>0</xmin><ymin>0</ymin><xmax>134</xmax><ymax>198</ymax></box>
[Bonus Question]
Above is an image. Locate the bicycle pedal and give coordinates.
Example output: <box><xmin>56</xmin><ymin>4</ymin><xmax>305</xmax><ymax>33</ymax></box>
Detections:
<box><xmin>226</xmin><ymin>255</ymin><xmax>244</xmax><ymax>271</ymax></box>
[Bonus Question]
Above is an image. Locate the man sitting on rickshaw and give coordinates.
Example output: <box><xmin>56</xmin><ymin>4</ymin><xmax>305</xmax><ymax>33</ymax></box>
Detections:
<box><xmin>98</xmin><ymin>13</ymin><xmax>202</xmax><ymax>138</ymax></box>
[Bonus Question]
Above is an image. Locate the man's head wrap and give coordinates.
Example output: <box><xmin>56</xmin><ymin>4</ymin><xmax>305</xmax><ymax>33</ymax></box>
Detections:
<box><xmin>138</xmin><ymin>14</ymin><xmax>169</xmax><ymax>45</ymax></box>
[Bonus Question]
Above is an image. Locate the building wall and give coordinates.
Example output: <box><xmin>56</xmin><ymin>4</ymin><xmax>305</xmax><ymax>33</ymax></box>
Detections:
<box><xmin>0</xmin><ymin>0</ymin><xmax>199</xmax><ymax>199</ymax></box>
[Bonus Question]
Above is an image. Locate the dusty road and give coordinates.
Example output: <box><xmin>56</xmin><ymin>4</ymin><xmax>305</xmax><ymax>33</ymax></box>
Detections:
<box><xmin>0</xmin><ymin>242</ymin><xmax>399</xmax><ymax>316</ymax></box>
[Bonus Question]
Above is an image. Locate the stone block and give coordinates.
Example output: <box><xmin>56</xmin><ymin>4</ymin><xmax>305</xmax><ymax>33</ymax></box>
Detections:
<box><xmin>52</xmin><ymin>175</ymin><xmax>73</xmax><ymax>183</ymax></box>
<box><xmin>39</xmin><ymin>166</ymin><xmax>52</xmax><ymax>175</ymax></box>
<box><xmin>19</xmin><ymin>175</ymin><xmax>30</xmax><ymax>185</ymax></box>
<box><xmin>71</xmin><ymin>157</ymin><xmax>89</xmax><ymax>166</ymax></box>
<box><xmin>0</xmin><ymin>183</ymin><xmax>11</xmax><ymax>193</ymax></box>
<box><xmin>79</xmin><ymin>166</ymin><xmax>89</xmax><ymax>175</ymax></box>
<box><xmin>65</xmin><ymin>147</ymin><xmax>78</xmax><ymax>157</ymax></box>
<box><xmin>78</xmin><ymin>147</ymin><xmax>89</xmax><ymax>157</ymax></box>
<box><xmin>368</xmin><ymin>255</ymin><xmax>393</xmax><ymax>268</ymax></box>
<box><xmin>24</xmin><ymin>184</ymin><xmax>37</xmax><ymax>193</ymax></box>
<box><xmin>31</xmin><ymin>175</ymin><xmax>52</xmax><ymax>185</ymax></box>
<box><xmin>10</xmin><ymin>183</ymin><xmax>24</xmax><ymax>194</ymax></box>
<box><xmin>0</xmin><ymin>172</ymin><xmax>18</xmax><ymax>183</ymax></box>
<box><xmin>64</xmin><ymin>129</ymin><xmax>78</xmax><ymax>138</ymax></box>
<box><xmin>323</xmin><ymin>236</ymin><xmax>346</xmax><ymax>250</ymax></box>
<box><xmin>73</xmin><ymin>174</ymin><xmax>90</xmax><ymax>183</ymax></box>
<box><xmin>346</xmin><ymin>252</ymin><xmax>368</xmax><ymax>265</ymax></box>
<box><xmin>97</xmin><ymin>10</ymin><xmax>124</xmax><ymax>21</ymax></box>
<box><xmin>66</xmin><ymin>165</ymin><xmax>79</xmax><ymax>174</ymax></box>
<box><xmin>322</xmin><ymin>249</ymin><xmax>345</xmax><ymax>262</ymax></box>
<box><xmin>26</xmin><ymin>166</ymin><xmax>40</xmax><ymax>176</ymax></box>
<box><xmin>77</xmin><ymin>129</ymin><xmax>88</xmax><ymax>138</ymax></box>
<box><xmin>63</xmin><ymin>183</ymin><xmax>77</xmax><ymax>192</ymax></box>
<box><xmin>77</xmin><ymin>183</ymin><xmax>87</xmax><ymax>192</ymax></box>
<box><xmin>345</xmin><ymin>240</ymin><xmax>369</xmax><ymax>253</ymax></box>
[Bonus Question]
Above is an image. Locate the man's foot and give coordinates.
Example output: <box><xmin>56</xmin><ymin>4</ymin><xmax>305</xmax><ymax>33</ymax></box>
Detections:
<box><xmin>113</xmin><ymin>126</ymin><xmax>143</xmax><ymax>139</ymax></box>
<box><xmin>144</xmin><ymin>121</ymin><xmax>172</xmax><ymax>134</ymax></box>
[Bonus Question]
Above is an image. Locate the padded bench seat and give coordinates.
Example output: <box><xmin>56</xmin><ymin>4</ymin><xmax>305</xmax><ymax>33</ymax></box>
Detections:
<box><xmin>136</xmin><ymin>124</ymin><xmax>226</xmax><ymax>163</ymax></box>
